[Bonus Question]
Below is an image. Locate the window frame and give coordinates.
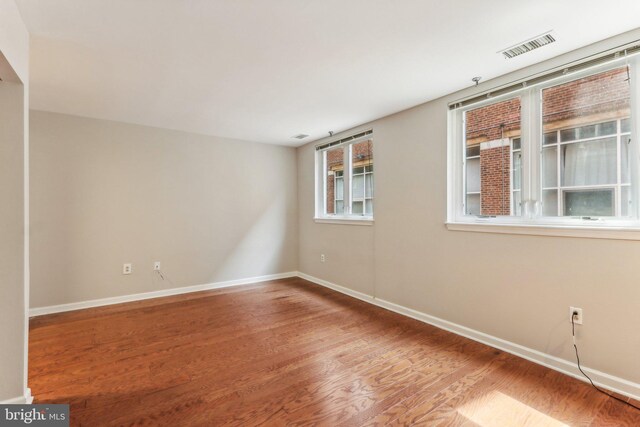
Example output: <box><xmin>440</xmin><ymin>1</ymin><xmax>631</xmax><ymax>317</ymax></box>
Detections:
<box><xmin>447</xmin><ymin>57</ymin><xmax>640</xmax><ymax>240</ymax></box>
<box><xmin>315</xmin><ymin>132</ymin><xmax>374</xmax><ymax>225</ymax></box>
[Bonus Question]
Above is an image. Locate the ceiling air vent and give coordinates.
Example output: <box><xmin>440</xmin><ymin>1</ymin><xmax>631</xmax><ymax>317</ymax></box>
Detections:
<box><xmin>501</xmin><ymin>32</ymin><xmax>556</xmax><ymax>59</ymax></box>
<box><xmin>292</xmin><ymin>134</ymin><xmax>309</xmax><ymax>140</ymax></box>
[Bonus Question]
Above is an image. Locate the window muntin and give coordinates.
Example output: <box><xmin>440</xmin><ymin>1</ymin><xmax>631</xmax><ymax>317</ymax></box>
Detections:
<box><xmin>450</xmin><ymin>59</ymin><xmax>638</xmax><ymax>229</ymax></box>
<box><xmin>564</xmin><ymin>189</ymin><xmax>614</xmax><ymax>216</ymax></box>
<box><xmin>317</xmin><ymin>136</ymin><xmax>374</xmax><ymax>220</ymax></box>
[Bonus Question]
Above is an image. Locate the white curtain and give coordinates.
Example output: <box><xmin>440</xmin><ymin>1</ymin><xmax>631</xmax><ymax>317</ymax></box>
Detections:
<box><xmin>352</xmin><ymin>175</ymin><xmax>364</xmax><ymax>199</ymax></box>
<box><xmin>336</xmin><ymin>177</ymin><xmax>344</xmax><ymax>200</ymax></box>
<box><xmin>563</xmin><ymin>138</ymin><xmax>616</xmax><ymax>186</ymax></box>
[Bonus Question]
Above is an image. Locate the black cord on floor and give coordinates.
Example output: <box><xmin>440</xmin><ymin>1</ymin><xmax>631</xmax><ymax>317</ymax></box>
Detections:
<box><xmin>571</xmin><ymin>314</ymin><xmax>640</xmax><ymax>411</ymax></box>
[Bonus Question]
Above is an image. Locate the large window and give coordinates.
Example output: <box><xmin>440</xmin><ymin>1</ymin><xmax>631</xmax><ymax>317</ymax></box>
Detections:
<box><xmin>449</xmin><ymin>57</ymin><xmax>640</xmax><ymax>237</ymax></box>
<box><xmin>316</xmin><ymin>132</ymin><xmax>374</xmax><ymax>222</ymax></box>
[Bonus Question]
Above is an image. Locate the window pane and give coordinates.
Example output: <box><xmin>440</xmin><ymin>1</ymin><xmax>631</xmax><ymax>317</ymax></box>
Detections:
<box><xmin>543</xmin><ymin>147</ymin><xmax>557</xmax><ymax>188</ymax></box>
<box><xmin>512</xmin><ymin>191</ymin><xmax>522</xmax><ymax>216</ymax></box>
<box><xmin>560</xmin><ymin>128</ymin><xmax>578</xmax><ymax>142</ymax></box>
<box><xmin>564</xmin><ymin>189</ymin><xmax>614</xmax><ymax>217</ymax></box>
<box><xmin>621</xmin><ymin>186</ymin><xmax>631</xmax><ymax>217</ymax></box>
<box><xmin>336</xmin><ymin>200</ymin><xmax>344</xmax><ymax>214</ymax></box>
<box><xmin>578</xmin><ymin>124</ymin><xmax>596</xmax><ymax>139</ymax></box>
<box><xmin>561</xmin><ymin>137</ymin><xmax>617</xmax><ymax>186</ymax></box>
<box><xmin>466</xmin><ymin>194</ymin><xmax>480</xmax><ymax>215</ymax></box>
<box><xmin>335</xmin><ymin>177</ymin><xmax>344</xmax><ymax>200</ymax></box>
<box><xmin>512</xmin><ymin>152</ymin><xmax>521</xmax><ymax>191</ymax></box>
<box><xmin>365</xmin><ymin>199</ymin><xmax>373</xmax><ymax>215</ymax></box>
<box><xmin>598</xmin><ymin>121</ymin><xmax>616</xmax><ymax>136</ymax></box>
<box><xmin>621</xmin><ymin>134</ymin><xmax>631</xmax><ymax>184</ymax></box>
<box><xmin>365</xmin><ymin>173</ymin><xmax>373</xmax><ymax>198</ymax></box>
<box><xmin>544</xmin><ymin>132</ymin><xmax>558</xmax><ymax>145</ymax></box>
<box><xmin>543</xmin><ymin>190</ymin><xmax>558</xmax><ymax>216</ymax></box>
<box><xmin>324</xmin><ymin>146</ymin><xmax>343</xmax><ymax>215</ymax></box>
<box><xmin>465</xmin><ymin>97</ymin><xmax>521</xmax><ymax>216</ymax></box>
<box><xmin>466</xmin><ymin>158</ymin><xmax>480</xmax><ymax>193</ymax></box>
<box><xmin>578</xmin><ymin>125</ymin><xmax>596</xmax><ymax>139</ymax></box>
<box><xmin>466</xmin><ymin>145</ymin><xmax>480</xmax><ymax>157</ymax></box>
<box><xmin>352</xmin><ymin>175</ymin><xmax>364</xmax><ymax>199</ymax></box>
<box><xmin>351</xmin><ymin>139</ymin><xmax>373</xmax><ymax>215</ymax></box>
<box><xmin>621</xmin><ymin>118</ymin><xmax>631</xmax><ymax>133</ymax></box>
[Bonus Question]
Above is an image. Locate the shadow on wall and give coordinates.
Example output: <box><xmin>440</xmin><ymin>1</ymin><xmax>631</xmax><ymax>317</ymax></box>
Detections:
<box><xmin>28</xmin><ymin>113</ymin><xmax>297</xmax><ymax>307</ymax></box>
<box><xmin>213</xmin><ymin>191</ymin><xmax>292</xmax><ymax>282</ymax></box>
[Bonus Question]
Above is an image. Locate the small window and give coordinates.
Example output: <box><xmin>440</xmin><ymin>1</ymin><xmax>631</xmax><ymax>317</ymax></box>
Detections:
<box><xmin>316</xmin><ymin>133</ymin><xmax>374</xmax><ymax>221</ymax></box>
<box><xmin>564</xmin><ymin>189</ymin><xmax>614</xmax><ymax>216</ymax></box>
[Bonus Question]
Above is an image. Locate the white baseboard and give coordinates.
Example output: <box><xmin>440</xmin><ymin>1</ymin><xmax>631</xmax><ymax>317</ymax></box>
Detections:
<box><xmin>29</xmin><ymin>272</ymin><xmax>298</xmax><ymax>317</ymax></box>
<box><xmin>297</xmin><ymin>272</ymin><xmax>375</xmax><ymax>304</ymax></box>
<box><xmin>26</xmin><ymin>270</ymin><xmax>640</xmax><ymax>400</ymax></box>
<box><xmin>1</xmin><ymin>388</ymin><xmax>33</xmax><ymax>404</ymax></box>
<box><xmin>297</xmin><ymin>272</ymin><xmax>640</xmax><ymax>401</ymax></box>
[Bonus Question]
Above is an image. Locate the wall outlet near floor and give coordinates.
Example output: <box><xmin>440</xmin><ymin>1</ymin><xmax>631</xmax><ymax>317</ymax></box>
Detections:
<box><xmin>320</xmin><ymin>254</ymin><xmax>325</xmax><ymax>263</ymax></box>
<box><xmin>569</xmin><ymin>307</ymin><xmax>583</xmax><ymax>325</ymax></box>
<box><xmin>123</xmin><ymin>263</ymin><xmax>132</xmax><ymax>275</ymax></box>
<box><xmin>153</xmin><ymin>261</ymin><xmax>161</xmax><ymax>271</ymax></box>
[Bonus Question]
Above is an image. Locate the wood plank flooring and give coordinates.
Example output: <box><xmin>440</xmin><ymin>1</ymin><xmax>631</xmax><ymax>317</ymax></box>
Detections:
<box><xmin>29</xmin><ymin>277</ymin><xmax>640</xmax><ymax>426</ymax></box>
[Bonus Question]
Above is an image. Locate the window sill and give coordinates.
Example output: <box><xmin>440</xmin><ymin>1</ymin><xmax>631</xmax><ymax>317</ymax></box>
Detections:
<box><xmin>446</xmin><ymin>221</ymin><xmax>640</xmax><ymax>241</ymax></box>
<box><xmin>314</xmin><ymin>217</ymin><xmax>374</xmax><ymax>226</ymax></box>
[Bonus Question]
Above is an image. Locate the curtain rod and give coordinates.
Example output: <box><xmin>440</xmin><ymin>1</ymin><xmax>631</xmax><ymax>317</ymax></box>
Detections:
<box><xmin>315</xmin><ymin>129</ymin><xmax>373</xmax><ymax>151</ymax></box>
<box><xmin>449</xmin><ymin>39</ymin><xmax>640</xmax><ymax>110</ymax></box>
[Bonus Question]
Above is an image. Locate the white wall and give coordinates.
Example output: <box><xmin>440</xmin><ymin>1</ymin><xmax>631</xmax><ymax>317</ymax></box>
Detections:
<box><xmin>0</xmin><ymin>0</ymin><xmax>29</xmax><ymax>403</ymax></box>
<box><xmin>298</xmin><ymin>29</ymin><xmax>640</xmax><ymax>390</ymax></box>
<box><xmin>30</xmin><ymin>111</ymin><xmax>298</xmax><ymax>308</ymax></box>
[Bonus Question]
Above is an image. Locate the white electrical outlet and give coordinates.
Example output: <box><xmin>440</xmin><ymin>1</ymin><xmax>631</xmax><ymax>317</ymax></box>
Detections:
<box><xmin>123</xmin><ymin>263</ymin><xmax>132</xmax><ymax>275</ymax></box>
<box><xmin>153</xmin><ymin>261</ymin><xmax>161</xmax><ymax>271</ymax></box>
<box><xmin>569</xmin><ymin>307</ymin><xmax>583</xmax><ymax>325</ymax></box>
<box><xmin>320</xmin><ymin>254</ymin><xmax>325</xmax><ymax>263</ymax></box>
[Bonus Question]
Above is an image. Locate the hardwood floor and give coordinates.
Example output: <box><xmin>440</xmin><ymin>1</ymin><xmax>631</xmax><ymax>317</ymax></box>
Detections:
<box><xmin>29</xmin><ymin>277</ymin><xmax>640</xmax><ymax>426</ymax></box>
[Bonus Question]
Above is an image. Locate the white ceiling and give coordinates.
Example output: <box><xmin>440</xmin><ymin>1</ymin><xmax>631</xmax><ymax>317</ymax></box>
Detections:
<box><xmin>16</xmin><ymin>0</ymin><xmax>640</xmax><ymax>146</ymax></box>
